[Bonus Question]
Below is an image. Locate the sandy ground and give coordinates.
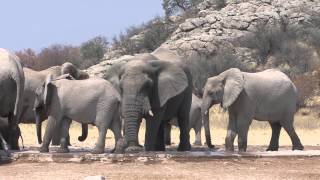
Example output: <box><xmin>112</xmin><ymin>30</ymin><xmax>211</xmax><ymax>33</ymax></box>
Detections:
<box><xmin>1</xmin><ymin>157</ymin><xmax>320</xmax><ymax>180</ymax></box>
<box><xmin>1</xmin><ymin>114</ymin><xmax>320</xmax><ymax>180</ymax></box>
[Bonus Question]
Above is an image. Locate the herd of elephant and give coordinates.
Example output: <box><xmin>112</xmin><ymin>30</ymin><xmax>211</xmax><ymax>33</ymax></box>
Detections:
<box><xmin>0</xmin><ymin>47</ymin><xmax>304</xmax><ymax>154</ymax></box>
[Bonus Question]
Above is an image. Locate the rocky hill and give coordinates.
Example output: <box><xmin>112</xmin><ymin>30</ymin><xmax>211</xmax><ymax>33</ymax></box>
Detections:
<box><xmin>88</xmin><ymin>0</ymin><xmax>320</xmax><ymax>77</ymax></box>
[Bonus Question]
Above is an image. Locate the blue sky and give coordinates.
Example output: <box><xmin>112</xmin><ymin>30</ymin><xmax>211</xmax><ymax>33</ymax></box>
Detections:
<box><xmin>0</xmin><ymin>0</ymin><xmax>164</xmax><ymax>51</ymax></box>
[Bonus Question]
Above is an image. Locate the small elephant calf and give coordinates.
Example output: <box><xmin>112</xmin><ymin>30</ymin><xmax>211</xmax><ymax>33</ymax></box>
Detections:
<box><xmin>34</xmin><ymin>74</ymin><xmax>122</xmax><ymax>154</ymax></box>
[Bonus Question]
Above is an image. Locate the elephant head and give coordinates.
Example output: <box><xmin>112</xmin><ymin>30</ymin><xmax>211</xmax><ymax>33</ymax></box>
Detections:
<box><xmin>110</xmin><ymin>60</ymin><xmax>189</xmax><ymax>151</ymax></box>
<box><xmin>34</xmin><ymin>74</ymin><xmax>54</xmax><ymax>144</ymax></box>
<box><xmin>61</xmin><ymin>62</ymin><xmax>89</xmax><ymax>80</ymax></box>
<box><xmin>201</xmin><ymin>68</ymin><xmax>244</xmax><ymax>148</ymax></box>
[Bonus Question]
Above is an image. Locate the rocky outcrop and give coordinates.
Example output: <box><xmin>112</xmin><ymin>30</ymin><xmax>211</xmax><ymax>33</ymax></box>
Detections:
<box><xmin>88</xmin><ymin>0</ymin><xmax>320</xmax><ymax>76</ymax></box>
<box><xmin>162</xmin><ymin>0</ymin><xmax>320</xmax><ymax>69</ymax></box>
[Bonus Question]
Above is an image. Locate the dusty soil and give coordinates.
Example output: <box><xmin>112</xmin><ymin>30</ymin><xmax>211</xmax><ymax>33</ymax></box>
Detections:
<box><xmin>1</xmin><ymin>156</ymin><xmax>320</xmax><ymax>180</ymax></box>
<box><xmin>2</xmin><ymin>118</ymin><xmax>319</xmax><ymax>180</ymax></box>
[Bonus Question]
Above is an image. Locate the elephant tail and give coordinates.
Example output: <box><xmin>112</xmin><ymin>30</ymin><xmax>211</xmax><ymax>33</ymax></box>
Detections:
<box><xmin>78</xmin><ymin>124</ymin><xmax>88</xmax><ymax>142</ymax></box>
<box><xmin>12</xmin><ymin>57</ymin><xmax>25</xmax><ymax>123</ymax></box>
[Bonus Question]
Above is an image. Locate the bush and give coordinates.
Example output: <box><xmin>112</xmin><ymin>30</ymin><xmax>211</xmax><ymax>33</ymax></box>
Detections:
<box><xmin>15</xmin><ymin>48</ymin><xmax>38</xmax><ymax>68</ymax></box>
<box><xmin>162</xmin><ymin>0</ymin><xmax>202</xmax><ymax>17</ymax></box>
<box><xmin>16</xmin><ymin>36</ymin><xmax>109</xmax><ymax>70</ymax></box>
<box><xmin>186</xmin><ymin>48</ymin><xmax>245</xmax><ymax>96</ymax></box>
<box><xmin>293</xmin><ymin>73</ymin><xmax>319</xmax><ymax>108</ymax></box>
<box><xmin>79</xmin><ymin>36</ymin><xmax>109</xmax><ymax>68</ymax></box>
<box><xmin>110</xmin><ymin>16</ymin><xmax>177</xmax><ymax>56</ymax></box>
<box><xmin>240</xmin><ymin>21</ymin><xmax>319</xmax><ymax>75</ymax></box>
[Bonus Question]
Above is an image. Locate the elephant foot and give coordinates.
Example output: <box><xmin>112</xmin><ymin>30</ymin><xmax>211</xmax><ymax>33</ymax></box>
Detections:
<box><xmin>193</xmin><ymin>141</ymin><xmax>202</xmax><ymax>146</ymax></box>
<box><xmin>204</xmin><ymin>141</ymin><xmax>215</xmax><ymax>149</ymax></box>
<box><xmin>266</xmin><ymin>146</ymin><xmax>279</xmax><ymax>151</ymax></box>
<box><xmin>177</xmin><ymin>142</ymin><xmax>191</xmax><ymax>151</ymax></box>
<box><xmin>39</xmin><ymin>146</ymin><xmax>49</xmax><ymax>153</ymax></box>
<box><xmin>91</xmin><ymin>147</ymin><xmax>105</xmax><ymax>154</ymax></box>
<box><xmin>238</xmin><ymin>148</ymin><xmax>247</xmax><ymax>152</ymax></box>
<box><xmin>10</xmin><ymin>144</ymin><xmax>20</xmax><ymax>150</ymax></box>
<box><xmin>137</xmin><ymin>143</ymin><xmax>144</xmax><ymax>148</ymax></box>
<box><xmin>225</xmin><ymin>146</ymin><xmax>234</xmax><ymax>152</ymax></box>
<box><xmin>125</xmin><ymin>145</ymin><xmax>143</xmax><ymax>153</ymax></box>
<box><xmin>292</xmin><ymin>144</ymin><xmax>304</xmax><ymax>151</ymax></box>
<box><xmin>56</xmin><ymin>146</ymin><xmax>70</xmax><ymax>153</ymax></box>
<box><xmin>165</xmin><ymin>141</ymin><xmax>171</xmax><ymax>146</ymax></box>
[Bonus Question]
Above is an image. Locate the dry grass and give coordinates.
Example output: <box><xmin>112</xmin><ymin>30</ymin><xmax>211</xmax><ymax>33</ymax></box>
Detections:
<box><xmin>19</xmin><ymin>105</ymin><xmax>320</xmax><ymax>149</ymax></box>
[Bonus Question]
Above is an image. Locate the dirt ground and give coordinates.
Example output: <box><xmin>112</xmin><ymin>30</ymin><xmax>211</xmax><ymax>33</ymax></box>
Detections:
<box><xmin>1</xmin><ymin>115</ymin><xmax>320</xmax><ymax>180</ymax></box>
<box><xmin>1</xmin><ymin>156</ymin><xmax>320</xmax><ymax>180</ymax></box>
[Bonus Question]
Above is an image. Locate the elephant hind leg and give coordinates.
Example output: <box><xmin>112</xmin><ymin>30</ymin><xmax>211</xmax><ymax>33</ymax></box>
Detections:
<box><xmin>92</xmin><ymin>108</ymin><xmax>115</xmax><ymax>154</ymax></box>
<box><xmin>0</xmin><ymin>132</ymin><xmax>9</xmax><ymax>151</ymax></box>
<box><xmin>164</xmin><ymin>122</ymin><xmax>172</xmax><ymax>146</ymax></box>
<box><xmin>280</xmin><ymin>118</ymin><xmax>304</xmax><ymax>150</ymax></box>
<box><xmin>193</xmin><ymin>127</ymin><xmax>202</xmax><ymax>146</ymax></box>
<box><xmin>267</xmin><ymin>122</ymin><xmax>281</xmax><ymax>151</ymax></box>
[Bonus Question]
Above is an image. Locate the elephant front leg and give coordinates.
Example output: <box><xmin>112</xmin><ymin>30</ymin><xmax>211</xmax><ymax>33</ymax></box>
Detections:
<box><xmin>236</xmin><ymin>117</ymin><xmax>251</xmax><ymax>152</ymax></box>
<box><xmin>177</xmin><ymin>112</ymin><xmax>191</xmax><ymax>151</ymax></box>
<box><xmin>57</xmin><ymin>118</ymin><xmax>71</xmax><ymax>153</ymax></box>
<box><xmin>110</xmin><ymin>115</ymin><xmax>123</xmax><ymax>153</ymax></box>
<box><xmin>145</xmin><ymin>111</ymin><xmax>164</xmax><ymax>151</ymax></box>
<box><xmin>155</xmin><ymin>121</ymin><xmax>165</xmax><ymax>151</ymax></box>
<box><xmin>92</xmin><ymin>127</ymin><xmax>107</xmax><ymax>154</ymax></box>
<box><xmin>267</xmin><ymin>122</ymin><xmax>281</xmax><ymax>151</ymax></box>
<box><xmin>40</xmin><ymin>116</ymin><xmax>59</xmax><ymax>153</ymax></box>
<box><xmin>225</xmin><ymin>114</ymin><xmax>237</xmax><ymax>152</ymax></box>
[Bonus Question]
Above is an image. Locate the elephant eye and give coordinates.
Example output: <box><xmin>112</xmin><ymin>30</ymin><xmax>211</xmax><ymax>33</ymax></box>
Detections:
<box><xmin>208</xmin><ymin>90</ymin><xmax>215</xmax><ymax>96</ymax></box>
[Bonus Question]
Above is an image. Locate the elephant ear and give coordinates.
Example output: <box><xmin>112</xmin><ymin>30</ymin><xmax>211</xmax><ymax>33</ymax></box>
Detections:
<box><xmin>44</xmin><ymin>74</ymin><xmax>54</xmax><ymax>106</ymax></box>
<box><xmin>151</xmin><ymin>61</ymin><xmax>188</xmax><ymax>107</ymax></box>
<box><xmin>222</xmin><ymin>68</ymin><xmax>244</xmax><ymax>108</ymax></box>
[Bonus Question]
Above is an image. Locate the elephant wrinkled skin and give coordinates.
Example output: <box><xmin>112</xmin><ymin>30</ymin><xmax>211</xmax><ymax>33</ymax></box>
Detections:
<box><xmin>107</xmin><ymin>59</ymin><xmax>192</xmax><ymax>152</ymax></box>
<box><xmin>21</xmin><ymin>63</ymin><xmax>89</xmax><ymax>145</ymax></box>
<box><xmin>202</xmin><ymin>68</ymin><xmax>304</xmax><ymax>152</ymax></box>
<box><xmin>0</xmin><ymin>48</ymin><xmax>25</xmax><ymax>151</ymax></box>
<box><xmin>35</xmin><ymin>75</ymin><xmax>122</xmax><ymax>154</ymax></box>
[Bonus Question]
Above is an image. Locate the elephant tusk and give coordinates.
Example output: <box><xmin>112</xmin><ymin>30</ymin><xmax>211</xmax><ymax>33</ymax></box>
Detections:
<box><xmin>148</xmin><ymin>110</ymin><xmax>154</xmax><ymax>117</ymax></box>
<box><xmin>205</xmin><ymin>110</ymin><xmax>208</xmax><ymax>115</ymax></box>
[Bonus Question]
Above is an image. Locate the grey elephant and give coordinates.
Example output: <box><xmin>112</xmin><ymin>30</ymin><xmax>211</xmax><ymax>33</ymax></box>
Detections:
<box><xmin>106</xmin><ymin>59</ymin><xmax>192</xmax><ymax>152</ymax></box>
<box><xmin>165</xmin><ymin>94</ymin><xmax>202</xmax><ymax>146</ymax></box>
<box><xmin>21</xmin><ymin>62</ymin><xmax>89</xmax><ymax>145</ymax></box>
<box><xmin>201</xmin><ymin>68</ymin><xmax>304</xmax><ymax>152</ymax></box>
<box><xmin>0</xmin><ymin>48</ymin><xmax>25</xmax><ymax>151</ymax></box>
<box><xmin>35</xmin><ymin>75</ymin><xmax>121</xmax><ymax>154</ymax></box>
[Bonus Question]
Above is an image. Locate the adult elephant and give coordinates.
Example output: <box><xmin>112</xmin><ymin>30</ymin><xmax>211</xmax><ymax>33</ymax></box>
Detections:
<box><xmin>165</xmin><ymin>94</ymin><xmax>202</xmax><ymax>146</ymax></box>
<box><xmin>201</xmin><ymin>68</ymin><xmax>304</xmax><ymax>152</ymax></box>
<box><xmin>109</xmin><ymin>59</ymin><xmax>192</xmax><ymax>152</ymax></box>
<box><xmin>22</xmin><ymin>62</ymin><xmax>89</xmax><ymax>145</ymax></box>
<box><xmin>0</xmin><ymin>48</ymin><xmax>25</xmax><ymax>150</ymax></box>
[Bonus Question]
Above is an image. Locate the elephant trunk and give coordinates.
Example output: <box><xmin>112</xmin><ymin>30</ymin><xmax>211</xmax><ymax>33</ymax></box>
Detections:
<box><xmin>78</xmin><ymin>124</ymin><xmax>88</xmax><ymax>142</ymax></box>
<box><xmin>122</xmin><ymin>97</ymin><xmax>143</xmax><ymax>147</ymax></box>
<box><xmin>201</xmin><ymin>98</ymin><xmax>214</xmax><ymax>149</ymax></box>
<box><xmin>35</xmin><ymin>108</ymin><xmax>42</xmax><ymax>144</ymax></box>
